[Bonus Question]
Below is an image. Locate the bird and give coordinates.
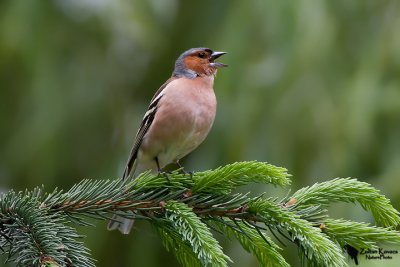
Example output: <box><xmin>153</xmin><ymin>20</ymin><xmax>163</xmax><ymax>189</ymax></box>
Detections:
<box><xmin>107</xmin><ymin>47</ymin><xmax>227</xmax><ymax>234</ymax></box>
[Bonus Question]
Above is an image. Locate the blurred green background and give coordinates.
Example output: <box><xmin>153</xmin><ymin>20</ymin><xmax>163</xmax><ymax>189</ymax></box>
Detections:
<box><xmin>1</xmin><ymin>0</ymin><xmax>400</xmax><ymax>266</ymax></box>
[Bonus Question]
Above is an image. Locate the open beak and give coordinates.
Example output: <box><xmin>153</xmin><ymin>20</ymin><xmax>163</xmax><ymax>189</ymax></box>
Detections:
<box><xmin>209</xmin><ymin>51</ymin><xmax>227</xmax><ymax>68</ymax></box>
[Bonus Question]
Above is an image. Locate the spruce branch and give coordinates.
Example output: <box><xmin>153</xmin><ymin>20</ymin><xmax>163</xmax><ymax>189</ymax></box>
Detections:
<box><xmin>322</xmin><ymin>218</ymin><xmax>400</xmax><ymax>250</ymax></box>
<box><xmin>289</xmin><ymin>178</ymin><xmax>400</xmax><ymax>227</ymax></box>
<box><xmin>155</xmin><ymin>223</ymin><xmax>203</xmax><ymax>267</ymax></box>
<box><xmin>0</xmin><ymin>161</ymin><xmax>399</xmax><ymax>266</ymax></box>
<box><xmin>192</xmin><ymin>161</ymin><xmax>291</xmax><ymax>194</ymax></box>
<box><xmin>211</xmin><ymin>220</ymin><xmax>290</xmax><ymax>267</ymax></box>
<box><xmin>248</xmin><ymin>198</ymin><xmax>347</xmax><ymax>267</ymax></box>
<box><xmin>0</xmin><ymin>188</ymin><xmax>94</xmax><ymax>267</ymax></box>
<box><xmin>165</xmin><ymin>201</ymin><xmax>231</xmax><ymax>266</ymax></box>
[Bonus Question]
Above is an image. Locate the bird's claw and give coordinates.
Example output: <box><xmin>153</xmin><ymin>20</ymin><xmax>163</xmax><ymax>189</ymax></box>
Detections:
<box><xmin>158</xmin><ymin>171</ymin><xmax>171</xmax><ymax>183</ymax></box>
<box><xmin>178</xmin><ymin>168</ymin><xmax>193</xmax><ymax>176</ymax></box>
<box><xmin>184</xmin><ymin>170</ymin><xmax>194</xmax><ymax>180</ymax></box>
<box><xmin>175</xmin><ymin>161</ymin><xmax>193</xmax><ymax>179</ymax></box>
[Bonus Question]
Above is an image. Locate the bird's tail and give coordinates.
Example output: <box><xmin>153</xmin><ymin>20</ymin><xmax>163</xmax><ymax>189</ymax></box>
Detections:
<box><xmin>107</xmin><ymin>213</ymin><xmax>135</xmax><ymax>235</ymax></box>
<box><xmin>107</xmin><ymin>159</ymin><xmax>138</xmax><ymax>235</ymax></box>
<box><xmin>107</xmin><ymin>161</ymin><xmax>157</xmax><ymax>234</ymax></box>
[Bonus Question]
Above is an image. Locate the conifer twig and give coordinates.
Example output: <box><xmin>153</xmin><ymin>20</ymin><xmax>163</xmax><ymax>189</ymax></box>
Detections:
<box><xmin>0</xmin><ymin>161</ymin><xmax>399</xmax><ymax>266</ymax></box>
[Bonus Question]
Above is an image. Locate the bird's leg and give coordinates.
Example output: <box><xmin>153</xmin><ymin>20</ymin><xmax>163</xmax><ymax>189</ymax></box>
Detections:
<box><xmin>155</xmin><ymin>157</ymin><xmax>170</xmax><ymax>182</ymax></box>
<box><xmin>176</xmin><ymin>160</ymin><xmax>193</xmax><ymax>178</ymax></box>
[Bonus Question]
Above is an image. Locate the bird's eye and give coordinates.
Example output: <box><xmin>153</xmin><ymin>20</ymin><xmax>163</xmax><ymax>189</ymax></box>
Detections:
<box><xmin>198</xmin><ymin>52</ymin><xmax>206</xmax><ymax>58</ymax></box>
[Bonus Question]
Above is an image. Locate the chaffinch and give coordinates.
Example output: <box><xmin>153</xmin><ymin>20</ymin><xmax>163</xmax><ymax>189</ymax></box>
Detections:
<box><xmin>108</xmin><ymin>47</ymin><xmax>227</xmax><ymax>234</ymax></box>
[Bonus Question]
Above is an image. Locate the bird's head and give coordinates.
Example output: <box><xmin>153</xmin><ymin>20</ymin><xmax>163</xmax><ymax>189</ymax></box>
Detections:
<box><xmin>173</xmin><ymin>47</ymin><xmax>227</xmax><ymax>78</ymax></box>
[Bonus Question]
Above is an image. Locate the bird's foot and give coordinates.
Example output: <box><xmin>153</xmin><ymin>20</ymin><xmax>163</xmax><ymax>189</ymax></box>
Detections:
<box><xmin>155</xmin><ymin>157</ymin><xmax>171</xmax><ymax>183</ymax></box>
<box><xmin>175</xmin><ymin>161</ymin><xmax>193</xmax><ymax>178</ymax></box>
<box><xmin>179</xmin><ymin>168</ymin><xmax>193</xmax><ymax>179</ymax></box>
<box><xmin>158</xmin><ymin>170</ymin><xmax>171</xmax><ymax>183</ymax></box>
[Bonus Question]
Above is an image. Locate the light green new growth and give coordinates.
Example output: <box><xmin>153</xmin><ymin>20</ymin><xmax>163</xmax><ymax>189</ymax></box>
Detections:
<box><xmin>1</xmin><ymin>161</ymin><xmax>399</xmax><ymax>267</ymax></box>
<box><xmin>156</xmin><ymin>224</ymin><xmax>202</xmax><ymax>267</ymax></box>
<box><xmin>291</xmin><ymin>178</ymin><xmax>400</xmax><ymax>227</ymax></box>
<box><xmin>165</xmin><ymin>201</ymin><xmax>231</xmax><ymax>267</ymax></box>
<box><xmin>323</xmin><ymin>218</ymin><xmax>400</xmax><ymax>250</ymax></box>
<box><xmin>212</xmin><ymin>220</ymin><xmax>290</xmax><ymax>267</ymax></box>
<box><xmin>193</xmin><ymin>161</ymin><xmax>291</xmax><ymax>193</ymax></box>
<box><xmin>248</xmin><ymin>198</ymin><xmax>347</xmax><ymax>267</ymax></box>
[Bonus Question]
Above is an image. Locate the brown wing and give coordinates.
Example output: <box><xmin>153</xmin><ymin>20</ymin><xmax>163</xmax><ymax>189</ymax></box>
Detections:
<box><xmin>122</xmin><ymin>77</ymin><xmax>176</xmax><ymax>179</ymax></box>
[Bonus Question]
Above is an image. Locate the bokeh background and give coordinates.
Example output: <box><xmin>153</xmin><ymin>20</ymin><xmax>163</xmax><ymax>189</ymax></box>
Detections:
<box><xmin>1</xmin><ymin>0</ymin><xmax>400</xmax><ymax>266</ymax></box>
